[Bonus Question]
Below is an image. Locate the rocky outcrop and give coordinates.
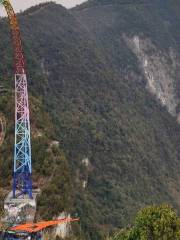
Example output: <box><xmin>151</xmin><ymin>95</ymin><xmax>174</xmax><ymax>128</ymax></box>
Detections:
<box><xmin>125</xmin><ymin>35</ymin><xmax>180</xmax><ymax>122</ymax></box>
<box><xmin>55</xmin><ymin>212</ymin><xmax>71</xmax><ymax>238</ymax></box>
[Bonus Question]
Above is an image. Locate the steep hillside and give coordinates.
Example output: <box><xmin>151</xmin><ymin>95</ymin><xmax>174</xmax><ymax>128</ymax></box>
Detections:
<box><xmin>74</xmin><ymin>0</ymin><xmax>180</xmax><ymax>121</ymax></box>
<box><xmin>0</xmin><ymin>1</ymin><xmax>180</xmax><ymax>239</ymax></box>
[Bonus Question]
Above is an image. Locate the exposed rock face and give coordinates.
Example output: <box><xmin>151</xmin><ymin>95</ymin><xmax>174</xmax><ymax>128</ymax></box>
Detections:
<box><xmin>82</xmin><ymin>158</ymin><xmax>90</xmax><ymax>167</ymax></box>
<box><xmin>125</xmin><ymin>35</ymin><xmax>180</xmax><ymax>122</ymax></box>
<box><xmin>55</xmin><ymin>212</ymin><xmax>71</xmax><ymax>238</ymax></box>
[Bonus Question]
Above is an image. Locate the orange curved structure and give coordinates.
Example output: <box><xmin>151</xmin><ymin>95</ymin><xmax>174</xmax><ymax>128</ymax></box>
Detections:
<box><xmin>10</xmin><ymin>218</ymin><xmax>79</xmax><ymax>233</ymax></box>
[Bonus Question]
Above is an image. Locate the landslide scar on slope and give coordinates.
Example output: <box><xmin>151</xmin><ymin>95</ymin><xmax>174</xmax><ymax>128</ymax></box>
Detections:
<box><xmin>124</xmin><ymin>34</ymin><xmax>180</xmax><ymax>123</ymax></box>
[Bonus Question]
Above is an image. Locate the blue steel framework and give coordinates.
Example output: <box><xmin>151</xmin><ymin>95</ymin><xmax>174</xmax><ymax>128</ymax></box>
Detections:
<box><xmin>1</xmin><ymin>0</ymin><xmax>32</xmax><ymax>198</ymax></box>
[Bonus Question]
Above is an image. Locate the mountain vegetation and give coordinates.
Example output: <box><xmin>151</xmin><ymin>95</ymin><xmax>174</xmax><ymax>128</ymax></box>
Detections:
<box><xmin>111</xmin><ymin>204</ymin><xmax>180</xmax><ymax>240</ymax></box>
<box><xmin>0</xmin><ymin>0</ymin><xmax>180</xmax><ymax>239</ymax></box>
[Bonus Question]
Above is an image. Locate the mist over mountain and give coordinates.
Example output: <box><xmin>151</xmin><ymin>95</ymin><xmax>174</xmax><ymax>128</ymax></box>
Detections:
<box><xmin>0</xmin><ymin>0</ymin><xmax>180</xmax><ymax>239</ymax></box>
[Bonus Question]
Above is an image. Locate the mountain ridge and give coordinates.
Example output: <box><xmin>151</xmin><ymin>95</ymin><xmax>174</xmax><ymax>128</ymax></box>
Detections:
<box><xmin>0</xmin><ymin>1</ymin><xmax>180</xmax><ymax>239</ymax></box>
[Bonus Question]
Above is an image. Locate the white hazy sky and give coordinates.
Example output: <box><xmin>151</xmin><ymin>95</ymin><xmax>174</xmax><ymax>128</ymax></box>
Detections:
<box><xmin>0</xmin><ymin>0</ymin><xmax>86</xmax><ymax>15</ymax></box>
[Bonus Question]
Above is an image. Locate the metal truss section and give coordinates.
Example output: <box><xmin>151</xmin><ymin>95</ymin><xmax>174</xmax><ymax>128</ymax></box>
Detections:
<box><xmin>1</xmin><ymin>0</ymin><xmax>33</xmax><ymax>198</ymax></box>
<box><xmin>13</xmin><ymin>74</ymin><xmax>32</xmax><ymax>198</ymax></box>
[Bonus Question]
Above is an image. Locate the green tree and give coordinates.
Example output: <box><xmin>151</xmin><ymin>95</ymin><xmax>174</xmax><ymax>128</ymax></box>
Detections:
<box><xmin>112</xmin><ymin>205</ymin><xmax>180</xmax><ymax>240</ymax></box>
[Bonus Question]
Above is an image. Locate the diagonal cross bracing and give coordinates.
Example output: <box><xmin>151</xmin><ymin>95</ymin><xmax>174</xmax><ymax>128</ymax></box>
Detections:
<box><xmin>1</xmin><ymin>0</ymin><xmax>32</xmax><ymax>198</ymax></box>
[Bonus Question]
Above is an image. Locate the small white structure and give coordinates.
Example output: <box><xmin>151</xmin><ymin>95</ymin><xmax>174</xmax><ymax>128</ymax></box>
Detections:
<box><xmin>4</xmin><ymin>189</ymin><xmax>40</xmax><ymax>224</ymax></box>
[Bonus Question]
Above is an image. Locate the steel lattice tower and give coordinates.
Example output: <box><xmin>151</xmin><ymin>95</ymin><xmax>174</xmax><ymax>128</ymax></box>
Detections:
<box><xmin>1</xmin><ymin>0</ymin><xmax>32</xmax><ymax>198</ymax></box>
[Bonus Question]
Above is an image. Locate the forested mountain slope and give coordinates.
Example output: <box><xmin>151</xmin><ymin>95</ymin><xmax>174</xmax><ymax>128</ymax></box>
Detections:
<box><xmin>0</xmin><ymin>1</ymin><xmax>180</xmax><ymax>239</ymax></box>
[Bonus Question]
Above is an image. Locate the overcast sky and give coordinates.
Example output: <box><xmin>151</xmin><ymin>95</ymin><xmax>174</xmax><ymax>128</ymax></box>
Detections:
<box><xmin>0</xmin><ymin>0</ymin><xmax>86</xmax><ymax>16</ymax></box>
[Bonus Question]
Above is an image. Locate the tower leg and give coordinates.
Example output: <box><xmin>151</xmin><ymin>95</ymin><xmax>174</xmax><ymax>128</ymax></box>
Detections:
<box><xmin>13</xmin><ymin>172</ymin><xmax>33</xmax><ymax>199</ymax></box>
<box><xmin>13</xmin><ymin>173</ymin><xmax>16</xmax><ymax>198</ymax></box>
